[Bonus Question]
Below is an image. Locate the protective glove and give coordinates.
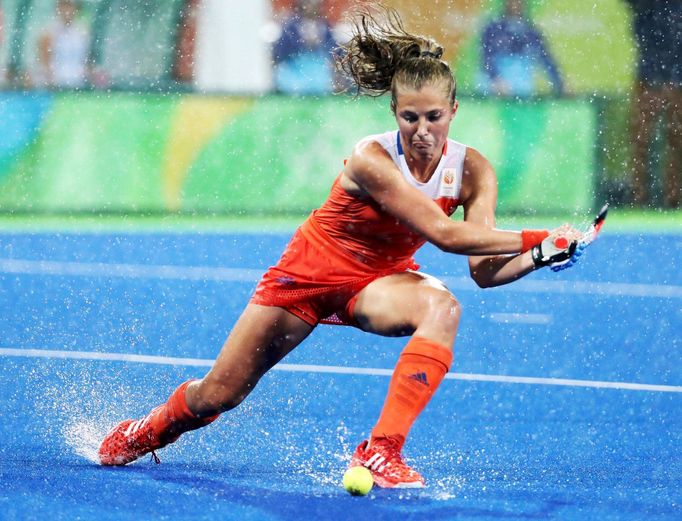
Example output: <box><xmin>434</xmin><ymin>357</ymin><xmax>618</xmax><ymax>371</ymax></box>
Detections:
<box><xmin>531</xmin><ymin>235</ymin><xmax>577</xmax><ymax>269</ymax></box>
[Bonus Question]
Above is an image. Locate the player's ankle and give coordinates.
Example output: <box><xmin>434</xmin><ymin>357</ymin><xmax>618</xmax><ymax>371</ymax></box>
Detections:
<box><xmin>368</xmin><ymin>434</ymin><xmax>405</xmax><ymax>450</ymax></box>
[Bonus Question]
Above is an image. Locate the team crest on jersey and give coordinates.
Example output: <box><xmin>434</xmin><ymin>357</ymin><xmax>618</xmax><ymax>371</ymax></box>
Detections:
<box><xmin>440</xmin><ymin>168</ymin><xmax>458</xmax><ymax>198</ymax></box>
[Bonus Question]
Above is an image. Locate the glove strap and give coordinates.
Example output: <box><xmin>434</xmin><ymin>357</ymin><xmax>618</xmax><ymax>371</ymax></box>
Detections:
<box><xmin>530</xmin><ymin>244</ymin><xmax>546</xmax><ymax>268</ymax></box>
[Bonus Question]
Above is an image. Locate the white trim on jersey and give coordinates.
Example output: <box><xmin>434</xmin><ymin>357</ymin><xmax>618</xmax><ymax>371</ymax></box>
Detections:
<box><xmin>360</xmin><ymin>130</ymin><xmax>466</xmax><ymax>204</ymax></box>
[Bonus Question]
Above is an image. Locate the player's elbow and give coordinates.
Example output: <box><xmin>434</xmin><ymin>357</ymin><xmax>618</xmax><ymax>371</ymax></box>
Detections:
<box><xmin>468</xmin><ymin>261</ymin><xmax>495</xmax><ymax>288</ymax></box>
<box><xmin>469</xmin><ymin>271</ymin><xmax>494</xmax><ymax>289</ymax></box>
<box><xmin>433</xmin><ymin>235</ymin><xmax>462</xmax><ymax>255</ymax></box>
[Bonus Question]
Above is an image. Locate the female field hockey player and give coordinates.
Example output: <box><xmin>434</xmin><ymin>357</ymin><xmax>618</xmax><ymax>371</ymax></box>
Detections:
<box><xmin>99</xmin><ymin>4</ymin><xmax>586</xmax><ymax>488</ymax></box>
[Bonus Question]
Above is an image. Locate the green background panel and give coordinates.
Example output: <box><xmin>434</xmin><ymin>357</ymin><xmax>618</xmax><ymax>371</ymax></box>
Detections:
<box><xmin>452</xmin><ymin>98</ymin><xmax>595</xmax><ymax>213</ymax></box>
<box><xmin>184</xmin><ymin>96</ymin><xmax>595</xmax><ymax>214</ymax></box>
<box><xmin>0</xmin><ymin>93</ymin><xmax>176</xmax><ymax>211</ymax></box>
<box><xmin>183</xmin><ymin>96</ymin><xmax>396</xmax><ymax>214</ymax></box>
<box><xmin>0</xmin><ymin>92</ymin><xmax>595</xmax><ymax>215</ymax></box>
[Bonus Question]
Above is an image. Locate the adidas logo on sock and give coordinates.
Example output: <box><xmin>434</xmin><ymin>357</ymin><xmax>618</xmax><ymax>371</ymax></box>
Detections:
<box><xmin>408</xmin><ymin>372</ymin><xmax>429</xmax><ymax>386</ymax></box>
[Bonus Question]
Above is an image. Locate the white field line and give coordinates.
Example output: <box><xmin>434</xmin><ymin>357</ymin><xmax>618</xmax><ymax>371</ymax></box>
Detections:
<box><xmin>488</xmin><ymin>313</ymin><xmax>552</xmax><ymax>325</ymax></box>
<box><xmin>1</xmin><ymin>258</ymin><xmax>681</xmax><ymax>299</ymax></box>
<box><xmin>0</xmin><ymin>258</ymin><xmax>263</xmax><ymax>282</ymax></box>
<box><xmin>1</xmin><ymin>347</ymin><xmax>680</xmax><ymax>394</ymax></box>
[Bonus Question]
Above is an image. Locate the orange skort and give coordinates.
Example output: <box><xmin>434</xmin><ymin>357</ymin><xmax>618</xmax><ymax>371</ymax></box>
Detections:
<box><xmin>250</xmin><ymin>215</ymin><xmax>418</xmax><ymax>326</ymax></box>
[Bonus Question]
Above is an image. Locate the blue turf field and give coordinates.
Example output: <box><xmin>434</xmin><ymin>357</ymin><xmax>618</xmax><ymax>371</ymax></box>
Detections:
<box><xmin>0</xmin><ymin>227</ymin><xmax>680</xmax><ymax>520</ymax></box>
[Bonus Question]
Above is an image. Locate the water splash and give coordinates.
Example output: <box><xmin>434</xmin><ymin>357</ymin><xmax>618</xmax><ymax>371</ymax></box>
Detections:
<box><xmin>63</xmin><ymin>416</ymin><xmax>109</xmax><ymax>463</ymax></box>
<box><xmin>413</xmin><ymin>446</ymin><xmax>467</xmax><ymax>500</ymax></box>
<box><xmin>25</xmin><ymin>363</ymin><xmax>148</xmax><ymax>464</ymax></box>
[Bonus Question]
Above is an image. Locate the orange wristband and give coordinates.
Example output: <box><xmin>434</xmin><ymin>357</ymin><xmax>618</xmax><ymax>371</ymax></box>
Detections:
<box><xmin>521</xmin><ymin>229</ymin><xmax>550</xmax><ymax>253</ymax></box>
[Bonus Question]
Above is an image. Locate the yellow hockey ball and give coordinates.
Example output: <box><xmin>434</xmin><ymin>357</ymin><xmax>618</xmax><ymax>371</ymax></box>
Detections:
<box><xmin>342</xmin><ymin>466</ymin><xmax>374</xmax><ymax>496</ymax></box>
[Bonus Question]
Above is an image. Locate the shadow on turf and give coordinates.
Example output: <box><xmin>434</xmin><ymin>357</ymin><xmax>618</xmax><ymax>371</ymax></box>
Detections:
<box><xmin>101</xmin><ymin>462</ymin><xmax>576</xmax><ymax>520</ymax></box>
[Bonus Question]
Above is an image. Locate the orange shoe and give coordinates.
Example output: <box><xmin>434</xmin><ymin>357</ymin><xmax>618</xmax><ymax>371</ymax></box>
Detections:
<box><xmin>98</xmin><ymin>406</ymin><xmax>178</xmax><ymax>466</ymax></box>
<box><xmin>349</xmin><ymin>438</ymin><xmax>425</xmax><ymax>489</ymax></box>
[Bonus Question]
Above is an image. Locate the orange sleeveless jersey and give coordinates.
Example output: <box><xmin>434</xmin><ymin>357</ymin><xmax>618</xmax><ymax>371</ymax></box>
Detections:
<box><xmin>251</xmin><ymin>131</ymin><xmax>467</xmax><ymax>326</ymax></box>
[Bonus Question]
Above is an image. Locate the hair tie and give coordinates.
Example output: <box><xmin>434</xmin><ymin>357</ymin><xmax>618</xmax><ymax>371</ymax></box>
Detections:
<box><xmin>420</xmin><ymin>50</ymin><xmax>439</xmax><ymax>59</ymax></box>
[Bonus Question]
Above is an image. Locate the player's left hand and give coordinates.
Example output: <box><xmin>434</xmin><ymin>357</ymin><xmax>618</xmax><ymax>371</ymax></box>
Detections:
<box><xmin>531</xmin><ymin>224</ymin><xmax>581</xmax><ymax>269</ymax></box>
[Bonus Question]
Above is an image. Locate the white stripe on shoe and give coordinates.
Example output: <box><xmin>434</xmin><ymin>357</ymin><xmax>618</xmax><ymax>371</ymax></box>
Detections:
<box><xmin>123</xmin><ymin>413</ymin><xmax>152</xmax><ymax>437</ymax></box>
<box><xmin>124</xmin><ymin>419</ymin><xmax>141</xmax><ymax>437</ymax></box>
<box><xmin>365</xmin><ymin>453</ymin><xmax>387</xmax><ymax>472</ymax></box>
<box><xmin>138</xmin><ymin>414</ymin><xmax>152</xmax><ymax>431</ymax></box>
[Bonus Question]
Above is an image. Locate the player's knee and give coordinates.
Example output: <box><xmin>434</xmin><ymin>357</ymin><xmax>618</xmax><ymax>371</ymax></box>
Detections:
<box><xmin>423</xmin><ymin>289</ymin><xmax>461</xmax><ymax>330</ymax></box>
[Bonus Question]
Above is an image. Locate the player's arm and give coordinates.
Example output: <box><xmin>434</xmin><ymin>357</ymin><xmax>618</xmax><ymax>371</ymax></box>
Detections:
<box><xmin>462</xmin><ymin>148</ymin><xmax>537</xmax><ymax>287</ymax></box>
<box><xmin>463</xmin><ymin>148</ymin><xmax>595</xmax><ymax>286</ymax></box>
<box><xmin>344</xmin><ymin>141</ymin><xmax>529</xmax><ymax>256</ymax></box>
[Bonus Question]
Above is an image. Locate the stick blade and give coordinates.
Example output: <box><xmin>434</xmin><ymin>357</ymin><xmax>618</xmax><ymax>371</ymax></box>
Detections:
<box><xmin>593</xmin><ymin>203</ymin><xmax>609</xmax><ymax>232</ymax></box>
<box><xmin>594</xmin><ymin>203</ymin><xmax>609</xmax><ymax>225</ymax></box>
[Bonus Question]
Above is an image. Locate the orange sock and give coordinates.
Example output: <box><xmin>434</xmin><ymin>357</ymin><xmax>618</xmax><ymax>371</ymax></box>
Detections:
<box><xmin>371</xmin><ymin>336</ymin><xmax>453</xmax><ymax>449</ymax></box>
<box><xmin>150</xmin><ymin>380</ymin><xmax>219</xmax><ymax>442</ymax></box>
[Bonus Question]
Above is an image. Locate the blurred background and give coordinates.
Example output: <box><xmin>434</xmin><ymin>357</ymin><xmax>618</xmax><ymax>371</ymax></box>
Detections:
<box><xmin>0</xmin><ymin>0</ymin><xmax>679</xmax><ymax>218</ymax></box>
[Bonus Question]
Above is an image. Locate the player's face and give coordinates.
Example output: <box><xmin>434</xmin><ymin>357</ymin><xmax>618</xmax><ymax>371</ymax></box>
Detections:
<box><xmin>394</xmin><ymin>83</ymin><xmax>457</xmax><ymax>161</ymax></box>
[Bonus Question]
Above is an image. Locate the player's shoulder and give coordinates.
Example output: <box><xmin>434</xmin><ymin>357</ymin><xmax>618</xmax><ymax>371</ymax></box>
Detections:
<box><xmin>463</xmin><ymin>145</ymin><xmax>494</xmax><ymax>173</ymax></box>
<box><xmin>352</xmin><ymin>131</ymin><xmax>395</xmax><ymax>161</ymax></box>
<box><xmin>355</xmin><ymin>130</ymin><xmax>396</xmax><ymax>150</ymax></box>
<box><xmin>346</xmin><ymin>132</ymin><xmax>399</xmax><ymax>188</ymax></box>
<box><xmin>460</xmin><ymin>145</ymin><xmax>497</xmax><ymax>199</ymax></box>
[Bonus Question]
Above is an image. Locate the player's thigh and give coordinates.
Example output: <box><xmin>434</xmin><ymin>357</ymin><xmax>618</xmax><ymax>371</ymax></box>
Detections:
<box><xmin>352</xmin><ymin>271</ymin><xmax>459</xmax><ymax>338</ymax></box>
<box><xmin>206</xmin><ymin>303</ymin><xmax>314</xmax><ymax>385</ymax></box>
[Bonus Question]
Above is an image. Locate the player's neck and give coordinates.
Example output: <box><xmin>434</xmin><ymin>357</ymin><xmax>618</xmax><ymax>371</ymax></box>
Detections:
<box><xmin>405</xmin><ymin>151</ymin><xmax>441</xmax><ymax>183</ymax></box>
